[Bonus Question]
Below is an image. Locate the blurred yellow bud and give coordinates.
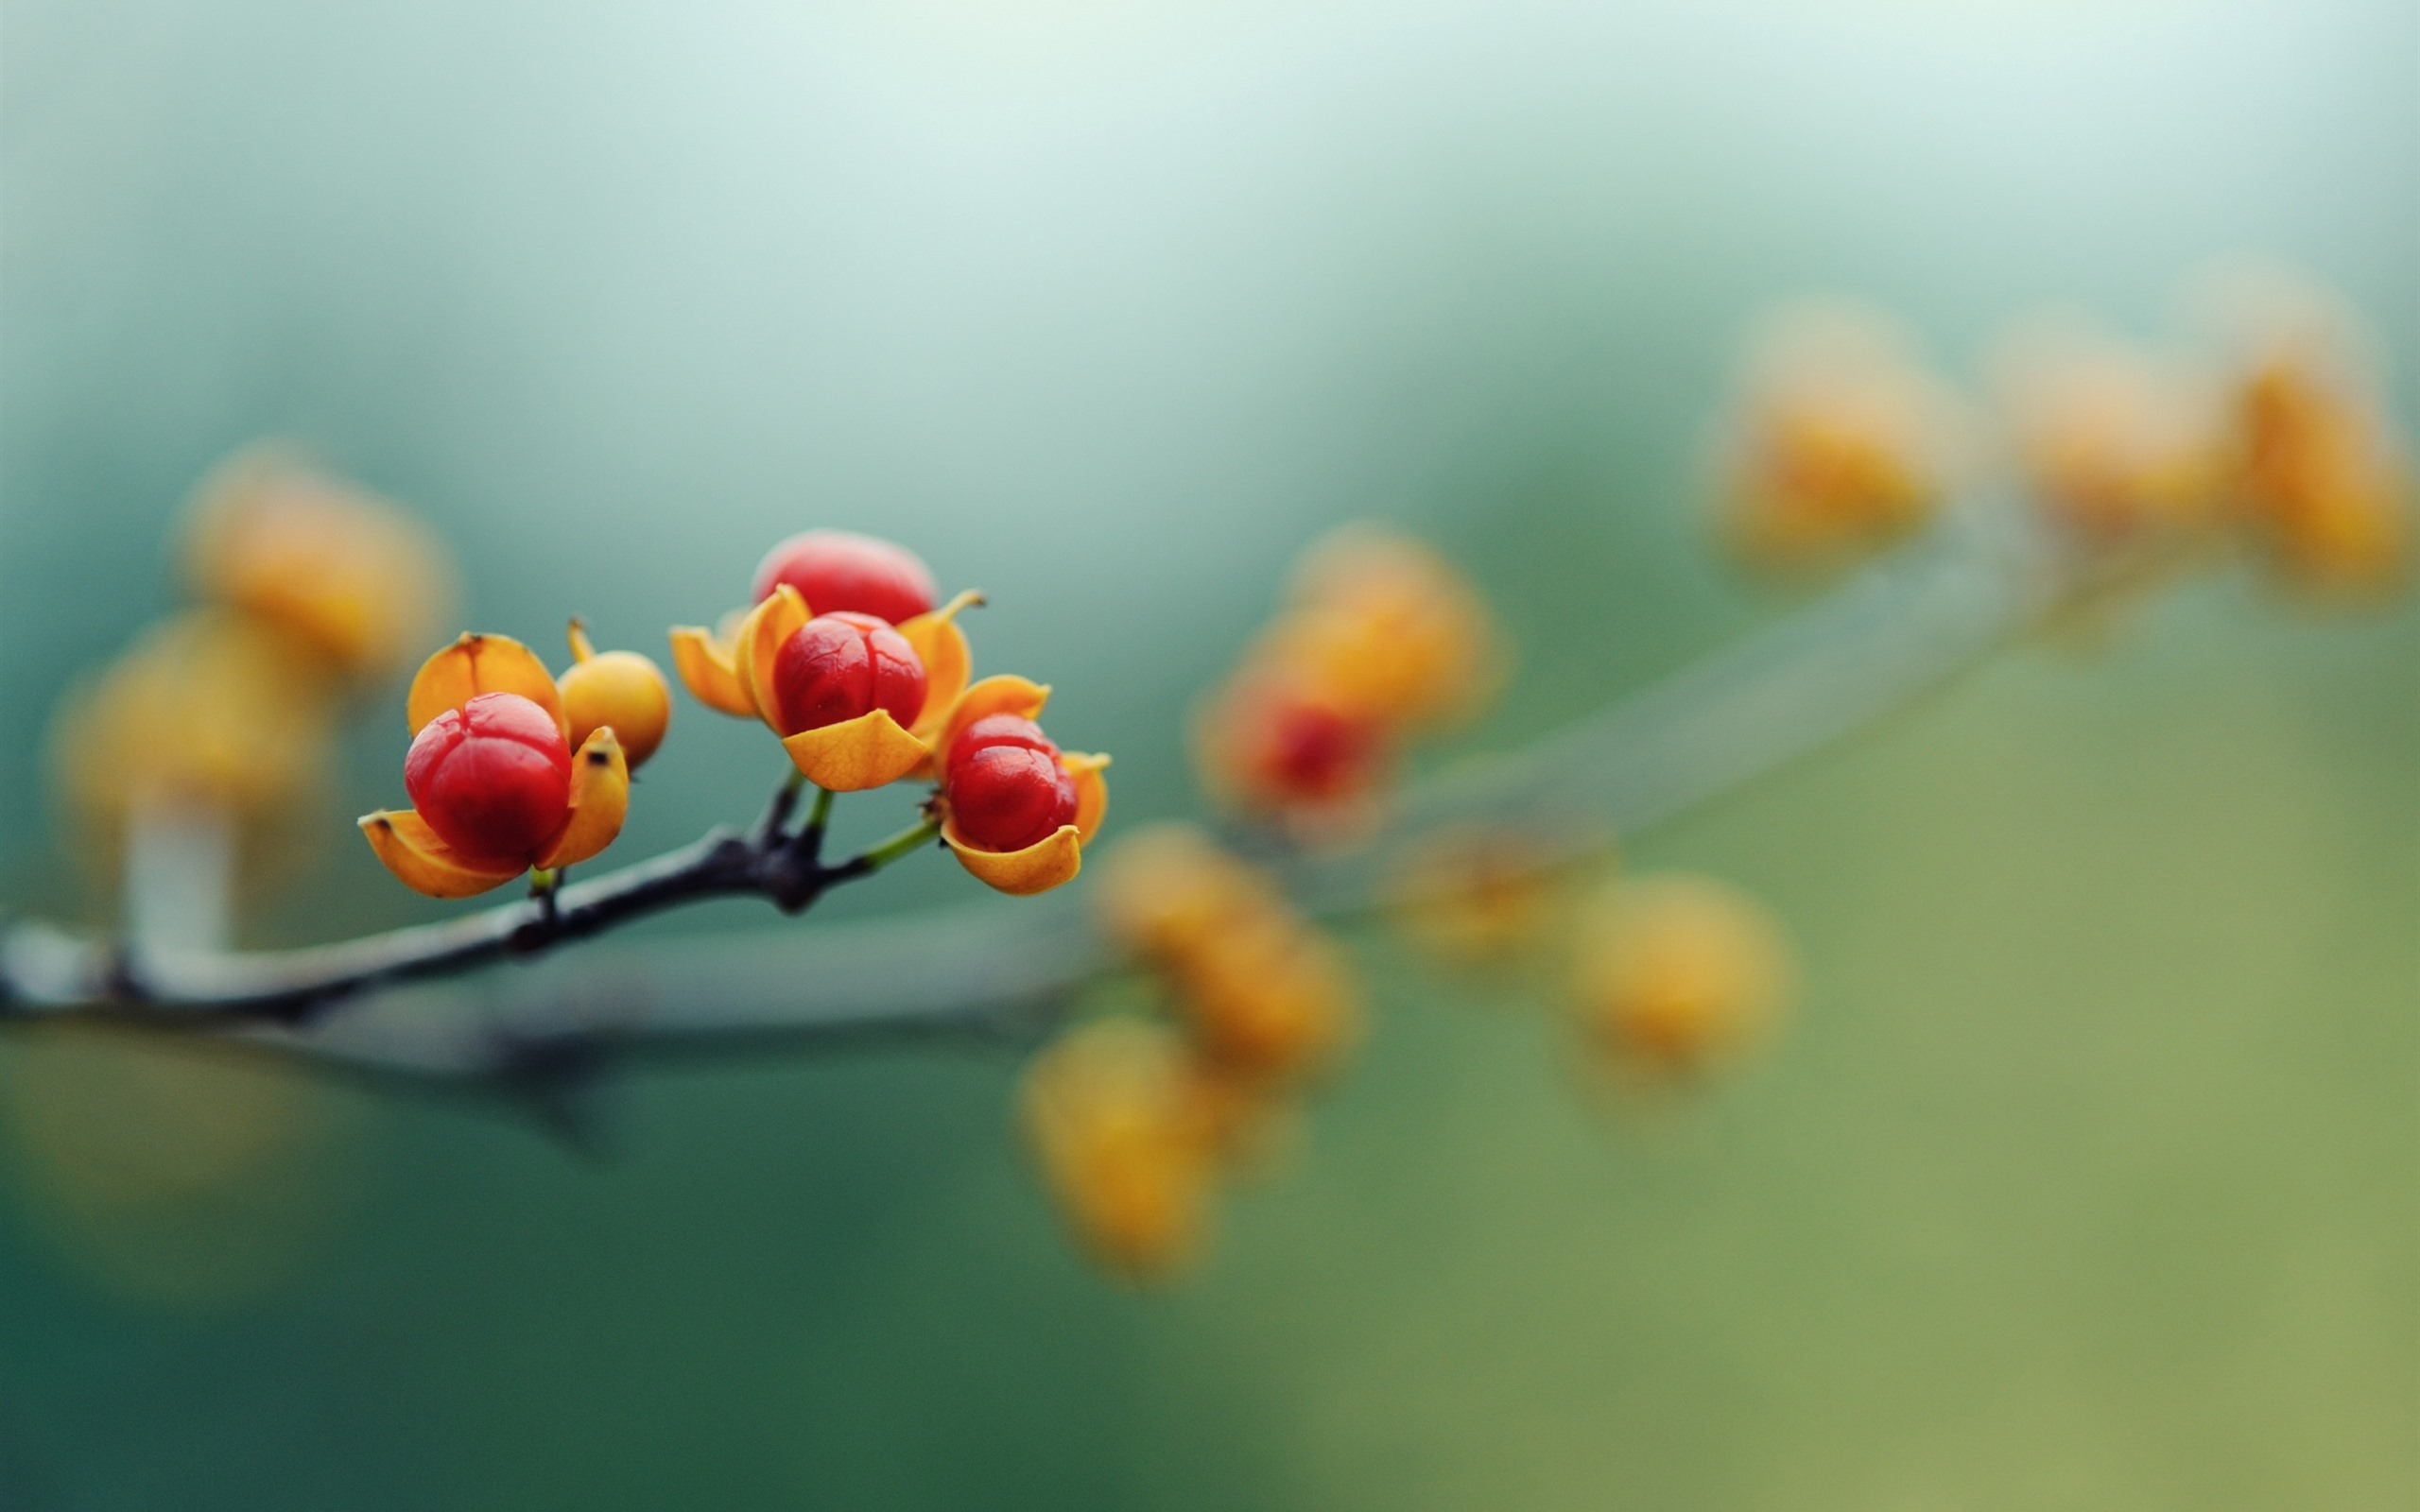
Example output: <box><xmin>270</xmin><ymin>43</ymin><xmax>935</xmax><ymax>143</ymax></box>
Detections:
<box><xmin>1169</xmin><ymin>911</ymin><xmax>1361</xmax><ymax>1088</ymax></box>
<box><xmin>1264</xmin><ymin>524</ymin><xmax>1506</xmax><ymax>732</ymax></box>
<box><xmin>1392</xmin><ymin>823</ymin><xmax>1568</xmax><ymax>967</ymax></box>
<box><xmin>1020</xmin><ymin>1018</ymin><xmax>1219</xmax><ymax>1283</ymax></box>
<box><xmin>1714</xmin><ymin>301</ymin><xmax>1962</xmax><ymax>576</ymax></box>
<box><xmin>2186</xmin><ymin>263</ymin><xmax>2415</xmax><ymax>599</ymax></box>
<box><xmin>1570</xmin><ymin>875</ymin><xmax>1793</xmax><ymax>1080</ymax></box>
<box><xmin>2233</xmin><ymin>359</ymin><xmax>2413</xmax><ymax>598</ymax></box>
<box><xmin>1988</xmin><ymin>316</ymin><xmax>2226</xmax><ymax>545</ymax></box>
<box><xmin>182</xmin><ymin>445</ymin><xmax>455</xmax><ymax>683</ymax></box>
<box><xmin>49</xmin><ymin>610</ymin><xmax>338</xmax><ymax>865</ymax></box>
<box><xmin>559</xmin><ymin>619</ymin><xmax>673</xmax><ymax>769</ymax></box>
<box><xmin>1094</xmin><ymin>823</ymin><xmax>1361</xmax><ymax>1087</ymax></box>
<box><xmin>1094</xmin><ymin>822</ymin><xmax>1275</xmax><ymax>962</ymax></box>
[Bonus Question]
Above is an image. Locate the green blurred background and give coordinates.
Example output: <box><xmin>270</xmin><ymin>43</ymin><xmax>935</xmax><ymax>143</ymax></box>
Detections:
<box><xmin>1</xmin><ymin>0</ymin><xmax>2411</xmax><ymax>1506</ymax></box>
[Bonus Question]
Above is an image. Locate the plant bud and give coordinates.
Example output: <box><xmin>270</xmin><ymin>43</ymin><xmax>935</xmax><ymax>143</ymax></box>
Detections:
<box><xmin>557</xmin><ymin>621</ymin><xmax>672</xmax><ymax>768</ymax></box>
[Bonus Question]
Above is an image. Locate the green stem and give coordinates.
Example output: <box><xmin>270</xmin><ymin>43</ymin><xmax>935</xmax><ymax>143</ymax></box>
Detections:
<box><xmin>850</xmin><ymin>815</ymin><xmax>942</xmax><ymax>874</ymax></box>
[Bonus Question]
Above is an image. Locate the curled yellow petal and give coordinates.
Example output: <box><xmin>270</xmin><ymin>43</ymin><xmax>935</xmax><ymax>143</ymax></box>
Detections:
<box><xmin>930</xmin><ymin>675</ymin><xmax>1051</xmax><ymax>768</ymax></box>
<box><xmin>359</xmin><ymin>809</ymin><xmax>523</xmax><ymax>899</ymax></box>
<box><xmin>943</xmin><ymin>818</ymin><xmax>1084</xmax><ymax>896</ymax></box>
<box><xmin>1063</xmin><ymin>752</ymin><xmax>1111</xmax><ymax>841</ymax></box>
<box><xmin>667</xmin><ymin>622</ymin><xmax>757</xmax><ymax>718</ymax></box>
<box><xmin>537</xmin><ymin>728</ymin><xmax>630</xmax><ymax>868</ymax></box>
<box><xmin>406</xmin><ymin>633</ymin><xmax>567</xmax><ymax>740</ymax></box>
<box><xmin>779</xmin><ymin>708</ymin><xmax>930</xmax><ymax>792</ymax></box>
<box><xmin>897</xmin><ymin>590</ymin><xmax>982</xmax><ymax>738</ymax></box>
<box><xmin>740</xmin><ymin>584</ymin><xmax>812</xmax><ymax>731</ymax></box>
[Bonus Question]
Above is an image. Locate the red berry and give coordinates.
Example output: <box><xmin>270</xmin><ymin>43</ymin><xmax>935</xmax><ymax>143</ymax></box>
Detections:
<box><xmin>1260</xmin><ymin>697</ymin><xmax>1379</xmax><ymax>801</ymax></box>
<box><xmin>404</xmin><ymin>692</ymin><xmax>573</xmax><ymax>867</ymax></box>
<box><xmin>946</xmin><ymin>715</ymin><xmax>1078</xmax><ymax>852</ymax></box>
<box><xmin>752</xmin><ymin>530</ymin><xmax>937</xmax><ymax>626</ymax></box>
<box><xmin>945</xmin><ymin>713</ymin><xmax>1058</xmax><ymax>784</ymax></box>
<box><xmin>770</xmin><ymin>611</ymin><xmax>929</xmax><ymax>736</ymax></box>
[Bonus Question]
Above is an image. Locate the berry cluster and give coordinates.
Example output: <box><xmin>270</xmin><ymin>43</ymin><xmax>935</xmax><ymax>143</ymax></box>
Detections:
<box><xmin>362</xmin><ymin>529</ymin><xmax>1107</xmax><ymax>901</ymax></box>
<box><xmin>363</xmin><ymin>629</ymin><xmax>649</xmax><ymax>898</ymax></box>
<box><xmin>670</xmin><ymin>529</ymin><xmax>1109</xmax><ymax>894</ymax></box>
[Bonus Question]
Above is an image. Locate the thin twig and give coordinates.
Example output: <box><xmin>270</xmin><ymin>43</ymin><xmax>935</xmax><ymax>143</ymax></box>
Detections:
<box><xmin>0</xmin><ymin>791</ymin><xmax>933</xmax><ymax>1024</ymax></box>
<box><xmin>754</xmin><ymin>771</ymin><xmax>806</xmax><ymax>846</ymax></box>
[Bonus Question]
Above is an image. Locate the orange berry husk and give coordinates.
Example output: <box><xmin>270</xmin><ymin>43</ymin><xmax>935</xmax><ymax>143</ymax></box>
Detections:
<box><xmin>406</xmin><ymin>632</ymin><xmax>567</xmax><ymax>741</ymax></box>
<box><xmin>941</xmin><ymin>749</ymin><xmax>1109</xmax><ymax>897</ymax></box>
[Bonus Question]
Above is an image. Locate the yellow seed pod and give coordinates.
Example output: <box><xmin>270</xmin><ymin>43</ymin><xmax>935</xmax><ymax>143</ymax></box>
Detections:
<box><xmin>1169</xmin><ymin>912</ymin><xmax>1361</xmax><ymax>1087</ymax></box>
<box><xmin>1569</xmin><ymin>875</ymin><xmax>1794</xmax><ymax>1080</ymax></box>
<box><xmin>1988</xmin><ymin>315</ymin><xmax>2227</xmax><ymax>545</ymax></box>
<box><xmin>1019</xmin><ymin>1018</ymin><xmax>1219</xmax><ymax>1283</ymax></box>
<box><xmin>182</xmin><ymin>444</ymin><xmax>455</xmax><ymax>683</ymax></box>
<box><xmin>49</xmin><ymin>610</ymin><xmax>339</xmax><ymax>850</ymax></box>
<box><xmin>557</xmin><ymin>620</ymin><xmax>673</xmax><ymax>768</ymax></box>
<box><xmin>1093</xmin><ymin>822</ymin><xmax>1283</xmax><ymax>964</ymax></box>
<box><xmin>1266</xmin><ymin>524</ymin><xmax>1506</xmax><ymax>731</ymax></box>
<box><xmin>2232</xmin><ymin>360</ymin><xmax>2414</xmax><ymax>598</ymax></box>
<box><xmin>1713</xmin><ymin>301</ymin><xmax>1962</xmax><ymax>576</ymax></box>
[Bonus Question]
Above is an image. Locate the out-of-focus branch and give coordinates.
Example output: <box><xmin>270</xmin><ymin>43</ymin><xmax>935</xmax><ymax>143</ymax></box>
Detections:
<box><xmin>105</xmin><ymin>495</ymin><xmax>2067</xmax><ymax>1092</ymax></box>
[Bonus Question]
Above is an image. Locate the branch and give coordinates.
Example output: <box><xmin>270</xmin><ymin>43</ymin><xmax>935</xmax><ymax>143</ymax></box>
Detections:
<box><xmin>0</xmin><ymin>795</ymin><xmax>941</xmax><ymax>1024</ymax></box>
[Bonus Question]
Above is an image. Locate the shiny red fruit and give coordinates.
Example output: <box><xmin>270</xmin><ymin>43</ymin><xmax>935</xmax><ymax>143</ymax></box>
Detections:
<box><xmin>404</xmin><ymin>692</ymin><xmax>573</xmax><ymax>867</ymax></box>
<box><xmin>752</xmin><ymin>530</ymin><xmax>938</xmax><ymax>626</ymax></box>
<box><xmin>770</xmin><ymin>610</ymin><xmax>929</xmax><ymax>736</ymax></box>
<box><xmin>946</xmin><ymin>715</ymin><xmax>1077</xmax><ymax>852</ymax></box>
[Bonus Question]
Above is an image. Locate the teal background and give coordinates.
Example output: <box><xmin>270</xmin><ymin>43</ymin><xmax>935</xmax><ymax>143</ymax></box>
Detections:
<box><xmin>1</xmin><ymin>0</ymin><xmax>2411</xmax><ymax>1506</ymax></box>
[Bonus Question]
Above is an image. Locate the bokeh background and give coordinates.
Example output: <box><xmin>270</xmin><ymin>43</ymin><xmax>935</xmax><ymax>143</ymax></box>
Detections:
<box><xmin>1</xmin><ymin>0</ymin><xmax>2412</xmax><ymax>1506</ymax></box>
